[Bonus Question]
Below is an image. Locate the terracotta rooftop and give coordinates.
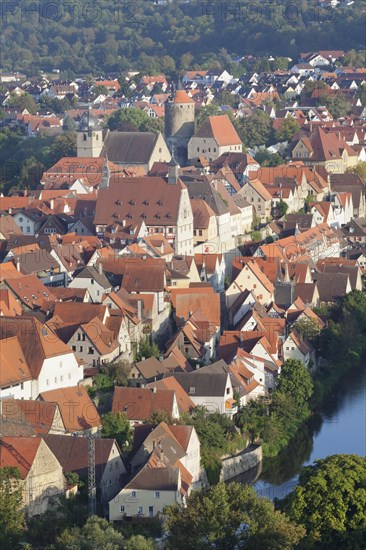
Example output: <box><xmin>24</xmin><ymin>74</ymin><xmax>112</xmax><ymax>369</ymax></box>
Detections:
<box><xmin>39</xmin><ymin>385</ymin><xmax>101</xmax><ymax>432</ymax></box>
<box><xmin>195</xmin><ymin>115</ymin><xmax>242</xmax><ymax>147</ymax></box>
<box><xmin>112</xmin><ymin>387</ymin><xmax>176</xmax><ymax>421</ymax></box>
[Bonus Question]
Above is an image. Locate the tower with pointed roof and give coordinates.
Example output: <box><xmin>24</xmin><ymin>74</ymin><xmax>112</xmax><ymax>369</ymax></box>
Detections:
<box><xmin>164</xmin><ymin>81</ymin><xmax>195</xmax><ymax>167</ymax></box>
<box><xmin>77</xmin><ymin>110</ymin><xmax>104</xmax><ymax>158</ymax></box>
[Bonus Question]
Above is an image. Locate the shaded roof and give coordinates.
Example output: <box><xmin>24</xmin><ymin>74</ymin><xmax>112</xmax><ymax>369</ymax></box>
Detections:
<box><xmin>94</xmin><ymin>175</ymin><xmax>185</xmax><ymax>227</ymax></box>
<box><xmin>191</xmin><ymin>198</ymin><xmax>216</xmax><ymax>229</ymax></box>
<box><xmin>315</xmin><ymin>271</ymin><xmax>351</xmax><ymax>302</ymax></box>
<box><xmin>112</xmin><ymin>387</ymin><xmax>176</xmax><ymax>421</ymax></box>
<box><xmin>125</xmin><ymin>464</ymin><xmax>179</xmax><ymax>491</ymax></box>
<box><xmin>43</xmin><ymin>434</ymin><xmax>115</xmax><ymax>478</ymax></box>
<box><xmin>0</xmin><ymin>399</ymin><xmax>62</xmax><ymax>435</ymax></box>
<box><xmin>39</xmin><ymin>385</ymin><xmax>101</xmax><ymax>431</ymax></box>
<box><xmin>72</xmin><ymin>265</ymin><xmax>111</xmax><ymax>288</ymax></box>
<box><xmin>102</xmin><ymin>131</ymin><xmax>160</xmax><ymax>164</ymax></box>
<box><xmin>170</xmin><ymin>368</ymin><xmax>229</xmax><ymax>397</ymax></box>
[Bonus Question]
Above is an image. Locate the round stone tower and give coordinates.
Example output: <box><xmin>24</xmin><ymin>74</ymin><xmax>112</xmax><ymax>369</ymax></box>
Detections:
<box><xmin>164</xmin><ymin>82</ymin><xmax>195</xmax><ymax>166</ymax></box>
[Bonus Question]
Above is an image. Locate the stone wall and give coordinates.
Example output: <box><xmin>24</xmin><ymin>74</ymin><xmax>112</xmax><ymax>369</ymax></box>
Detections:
<box><xmin>219</xmin><ymin>445</ymin><xmax>262</xmax><ymax>483</ymax></box>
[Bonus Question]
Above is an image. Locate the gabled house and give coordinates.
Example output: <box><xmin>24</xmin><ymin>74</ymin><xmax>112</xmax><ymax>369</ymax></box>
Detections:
<box><xmin>68</xmin><ymin>265</ymin><xmax>112</xmax><ymax>302</ymax></box>
<box><xmin>169</xmin><ymin>361</ymin><xmax>237</xmax><ymax>416</ymax></box>
<box><xmin>43</xmin><ymin>434</ymin><xmax>126</xmax><ymax>504</ymax></box>
<box><xmin>109</xmin><ymin>442</ymin><xmax>192</xmax><ymax>520</ymax></box>
<box><xmin>112</xmin><ymin>386</ymin><xmax>180</xmax><ymax>423</ymax></box>
<box><xmin>94</xmin><ymin>174</ymin><xmax>194</xmax><ymax>256</ymax></box>
<box><xmin>12</xmin><ymin>208</ymin><xmax>48</xmax><ymax>236</ymax></box>
<box><xmin>226</xmin><ymin>258</ymin><xmax>274</xmax><ymax>309</ymax></box>
<box><xmin>283</xmin><ymin>329</ymin><xmax>315</xmax><ymax>368</ymax></box>
<box><xmin>238</xmin><ymin>178</ymin><xmax>272</xmax><ymax>222</ymax></box>
<box><xmin>1</xmin><ymin>399</ymin><xmax>66</xmax><ymax>434</ymax></box>
<box><xmin>47</xmin><ymin>302</ymin><xmax>123</xmax><ymax>366</ymax></box>
<box><xmin>0</xmin><ymin>436</ymin><xmax>65</xmax><ymax>517</ymax></box>
<box><xmin>38</xmin><ymin>385</ymin><xmax>101</xmax><ymax>433</ymax></box>
<box><xmin>130</xmin><ymin>421</ymin><xmax>201</xmax><ymax>488</ymax></box>
<box><xmin>290</xmin><ymin>126</ymin><xmax>358</xmax><ymax>173</ymax></box>
<box><xmin>188</xmin><ymin>115</ymin><xmax>242</xmax><ymax>162</ymax></box>
<box><xmin>0</xmin><ymin>316</ymin><xmax>83</xmax><ymax>400</ymax></box>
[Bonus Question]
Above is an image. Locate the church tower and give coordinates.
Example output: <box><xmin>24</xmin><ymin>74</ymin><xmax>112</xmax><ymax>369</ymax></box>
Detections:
<box><xmin>77</xmin><ymin>111</ymin><xmax>104</xmax><ymax>158</ymax></box>
<box><xmin>164</xmin><ymin>81</ymin><xmax>195</xmax><ymax>167</ymax></box>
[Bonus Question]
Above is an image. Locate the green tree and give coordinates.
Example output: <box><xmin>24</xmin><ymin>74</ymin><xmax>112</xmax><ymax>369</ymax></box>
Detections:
<box><xmin>0</xmin><ymin>467</ymin><xmax>25</xmax><ymax>546</ymax></box>
<box><xmin>275</xmin><ymin>199</ymin><xmax>288</xmax><ymax>218</ymax></box>
<box><xmin>56</xmin><ymin>515</ymin><xmax>125</xmax><ymax>549</ymax></box>
<box><xmin>135</xmin><ymin>336</ymin><xmax>160</xmax><ymax>362</ymax></box>
<box><xmin>293</xmin><ymin>318</ymin><xmax>321</xmax><ymax>342</ymax></box>
<box><xmin>275</xmin><ymin>359</ymin><xmax>313</xmax><ymax>419</ymax></box>
<box><xmin>107</xmin><ymin>108</ymin><xmax>162</xmax><ymax>134</ymax></box>
<box><xmin>164</xmin><ymin>482</ymin><xmax>305</xmax><ymax>550</ymax></box>
<box><xmin>124</xmin><ymin>535</ymin><xmax>155</xmax><ymax>550</ymax></box>
<box><xmin>7</xmin><ymin>92</ymin><xmax>37</xmax><ymax>114</ymax></box>
<box><xmin>301</xmin><ymin>80</ymin><xmax>328</xmax><ymax>99</ymax></box>
<box><xmin>102</xmin><ymin>360</ymin><xmax>131</xmax><ymax>386</ymax></box>
<box><xmin>275</xmin><ymin>118</ymin><xmax>300</xmax><ymax>142</ymax></box>
<box><xmin>49</xmin><ymin>131</ymin><xmax>77</xmax><ymax>162</ymax></box>
<box><xmin>235</xmin><ymin>398</ymin><xmax>268</xmax><ymax>444</ymax></box>
<box><xmin>62</xmin><ymin>115</ymin><xmax>77</xmax><ymax>131</ymax></box>
<box><xmin>147</xmin><ymin>410</ymin><xmax>174</xmax><ymax>425</ymax></box>
<box><xmin>255</xmin><ymin>148</ymin><xmax>284</xmax><ymax>167</ymax></box>
<box><xmin>272</xmin><ymin>57</ymin><xmax>290</xmax><ymax>71</ymax></box>
<box><xmin>319</xmin><ymin>93</ymin><xmax>352</xmax><ymax>119</ymax></box>
<box><xmin>93</xmin><ymin>85</ymin><xmax>109</xmax><ymax>96</ymax></box>
<box><xmin>281</xmin><ymin>454</ymin><xmax>366</xmax><ymax>549</ymax></box>
<box><xmin>343</xmin><ymin>49</ymin><xmax>366</xmax><ymax>68</ymax></box>
<box><xmin>101</xmin><ymin>412</ymin><xmax>133</xmax><ymax>450</ymax></box>
<box><xmin>236</xmin><ymin>111</ymin><xmax>272</xmax><ymax>148</ymax></box>
<box><xmin>358</xmin><ymin>83</ymin><xmax>366</xmax><ymax>106</ymax></box>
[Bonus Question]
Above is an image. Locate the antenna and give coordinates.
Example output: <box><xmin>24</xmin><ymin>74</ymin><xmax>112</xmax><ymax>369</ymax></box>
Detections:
<box><xmin>88</xmin><ymin>434</ymin><xmax>96</xmax><ymax>516</ymax></box>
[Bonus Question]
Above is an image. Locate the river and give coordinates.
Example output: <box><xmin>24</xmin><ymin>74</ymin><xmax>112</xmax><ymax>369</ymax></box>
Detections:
<box><xmin>254</xmin><ymin>364</ymin><xmax>366</xmax><ymax>500</ymax></box>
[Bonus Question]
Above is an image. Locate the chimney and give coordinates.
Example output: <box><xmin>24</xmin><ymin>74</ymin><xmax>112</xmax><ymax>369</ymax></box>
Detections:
<box><xmin>137</xmin><ymin>299</ymin><xmax>143</xmax><ymax>321</ymax></box>
<box><xmin>50</xmin><ymin>198</ymin><xmax>55</xmax><ymax>210</ymax></box>
<box><xmin>16</xmin><ymin>257</ymin><xmax>21</xmax><ymax>272</ymax></box>
<box><xmin>150</xmin><ymin>386</ymin><xmax>157</xmax><ymax>394</ymax></box>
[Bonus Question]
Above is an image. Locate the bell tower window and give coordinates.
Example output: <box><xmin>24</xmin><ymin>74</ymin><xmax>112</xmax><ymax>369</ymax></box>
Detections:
<box><xmin>83</xmin><ymin>134</ymin><xmax>87</xmax><ymax>141</ymax></box>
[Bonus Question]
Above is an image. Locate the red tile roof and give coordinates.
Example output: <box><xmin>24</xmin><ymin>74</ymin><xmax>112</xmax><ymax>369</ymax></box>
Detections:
<box><xmin>196</xmin><ymin>115</ymin><xmax>242</xmax><ymax>146</ymax></box>
<box><xmin>112</xmin><ymin>387</ymin><xmax>176</xmax><ymax>421</ymax></box>
<box><xmin>0</xmin><ymin>437</ymin><xmax>42</xmax><ymax>479</ymax></box>
<box><xmin>39</xmin><ymin>385</ymin><xmax>101</xmax><ymax>431</ymax></box>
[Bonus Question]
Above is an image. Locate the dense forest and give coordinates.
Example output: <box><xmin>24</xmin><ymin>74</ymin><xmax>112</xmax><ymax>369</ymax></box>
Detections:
<box><xmin>1</xmin><ymin>1</ymin><xmax>365</xmax><ymax>76</ymax></box>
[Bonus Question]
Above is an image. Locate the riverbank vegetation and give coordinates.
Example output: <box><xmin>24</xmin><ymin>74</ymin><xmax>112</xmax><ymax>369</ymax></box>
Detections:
<box><xmin>279</xmin><ymin>454</ymin><xmax>366</xmax><ymax>550</ymax></box>
<box><xmin>164</xmin><ymin>481</ymin><xmax>305</xmax><ymax>550</ymax></box>
<box><xmin>236</xmin><ymin>290</ymin><xmax>366</xmax><ymax>458</ymax></box>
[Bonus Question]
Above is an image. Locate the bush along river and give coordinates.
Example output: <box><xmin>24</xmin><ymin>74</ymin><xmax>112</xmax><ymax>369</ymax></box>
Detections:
<box><xmin>255</xmin><ymin>362</ymin><xmax>366</xmax><ymax>500</ymax></box>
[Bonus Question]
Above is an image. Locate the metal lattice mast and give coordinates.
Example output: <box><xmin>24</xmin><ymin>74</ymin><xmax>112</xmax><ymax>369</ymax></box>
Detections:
<box><xmin>88</xmin><ymin>434</ymin><xmax>96</xmax><ymax>516</ymax></box>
